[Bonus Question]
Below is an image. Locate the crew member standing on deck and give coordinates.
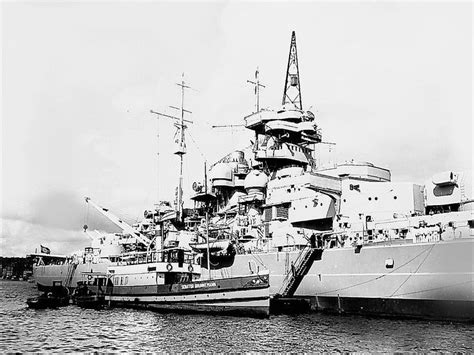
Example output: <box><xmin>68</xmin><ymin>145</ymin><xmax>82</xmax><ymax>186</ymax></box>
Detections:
<box><xmin>317</xmin><ymin>235</ymin><xmax>323</xmax><ymax>248</ymax></box>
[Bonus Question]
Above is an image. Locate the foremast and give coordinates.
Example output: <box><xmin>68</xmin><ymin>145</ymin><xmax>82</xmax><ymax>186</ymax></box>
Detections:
<box><xmin>151</xmin><ymin>74</ymin><xmax>193</xmax><ymax>223</ymax></box>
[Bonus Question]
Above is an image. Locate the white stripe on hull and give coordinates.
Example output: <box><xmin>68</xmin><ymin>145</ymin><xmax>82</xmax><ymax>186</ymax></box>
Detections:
<box><xmin>107</xmin><ymin>287</ymin><xmax>268</xmax><ymax>303</ymax></box>
<box><xmin>120</xmin><ymin>299</ymin><xmax>270</xmax><ymax>308</ymax></box>
<box><xmin>206</xmin><ymin>299</ymin><xmax>269</xmax><ymax>308</ymax></box>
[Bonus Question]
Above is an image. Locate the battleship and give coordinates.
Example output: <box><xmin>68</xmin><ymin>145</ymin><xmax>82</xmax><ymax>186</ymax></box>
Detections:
<box><xmin>30</xmin><ymin>32</ymin><xmax>473</xmax><ymax>321</ymax></box>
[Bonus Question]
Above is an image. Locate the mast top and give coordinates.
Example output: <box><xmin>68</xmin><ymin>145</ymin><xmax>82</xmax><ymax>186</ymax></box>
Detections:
<box><xmin>247</xmin><ymin>67</ymin><xmax>266</xmax><ymax>114</ymax></box>
<box><xmin>282</xmin><ymin>31</ymin><xmax>302</xmax><ymax>110</ymax></box>
<box><xmin>150</xmin><ymin>74</ymin><xmax>193</xmax><ymax>223</ymax></box>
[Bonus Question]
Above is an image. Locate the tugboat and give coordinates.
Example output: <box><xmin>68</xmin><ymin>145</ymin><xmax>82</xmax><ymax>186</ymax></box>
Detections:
<box><xmin>73</xmin><ymin>272</ymin><xmax>108</xmax><ymax>309</ymax></box>
<box><xmin>104</xmin><ymin>247</ymin><xmax>270</xmax><ymax>317</ymax></box>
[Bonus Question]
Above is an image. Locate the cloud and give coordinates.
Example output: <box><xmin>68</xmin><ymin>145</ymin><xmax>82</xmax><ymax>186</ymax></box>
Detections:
<box><xmin>2</xmin><ymin>2</ymin><xmax>471</xmax><ymax>256</ymax></box>
<box><xmin>1</xmin><ymin>218</ymin><xmax>89</xmax><ymax>256</ymax></box>
<box><xmin>2</xmin><ymin>190</ymin><xmax>122</xmax><ymax>233</ymax></box>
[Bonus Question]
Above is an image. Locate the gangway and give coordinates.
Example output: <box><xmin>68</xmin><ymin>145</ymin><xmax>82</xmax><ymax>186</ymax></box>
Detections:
<box><xmin>277</xmin><ymin>245</ymin><xmax>322</xmax><ymax>298</ymax></box>
<box><xmin>64</xmin><ymin>263</ymin><xmax>77</xmax><ymax>290</ymax></box>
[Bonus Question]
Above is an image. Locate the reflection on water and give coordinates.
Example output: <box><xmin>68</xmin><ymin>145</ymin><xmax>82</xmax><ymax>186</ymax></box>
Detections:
<box><xmin>0</xmin><ymin>281</ymin><xmax>472</xmax><ymax>352</ymax></box>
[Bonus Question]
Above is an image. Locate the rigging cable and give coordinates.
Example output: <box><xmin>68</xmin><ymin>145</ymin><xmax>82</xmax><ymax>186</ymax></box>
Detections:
<box><xmin>316</xmin><ymin>243</ymin><xmax>439</xmax><ymax>296</ymax></box>
<box><xmin>187</xmin><ymin>130</ymin><xmax>206</xmax><ymax>162</ymax></box>
<box><xmin>388</xmin><ymin>242</ymin><xmax>436</xmax><ymax>297</ymax></box>
<box><xmin>252</xmin><ymin>253</ymin><xmax>266</xmax><ymax>267</ymax></box>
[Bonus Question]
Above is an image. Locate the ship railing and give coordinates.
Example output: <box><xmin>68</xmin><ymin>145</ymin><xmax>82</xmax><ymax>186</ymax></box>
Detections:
<box><xmin>115</xmin><ymin>249</ymin><xmax>198</xmax><ymax>266</ymax></box>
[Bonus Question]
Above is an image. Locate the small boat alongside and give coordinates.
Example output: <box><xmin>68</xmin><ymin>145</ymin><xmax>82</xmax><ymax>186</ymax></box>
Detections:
<box><xmin>73</xmin><ymin>272</ymin><xmax>108</xmax><ymax>309</ymax></box>
<box><xmin>104</xmin><ymin>248</ymin><xmax>270</xmax><ymax>318</ymax></box>
<box><xmin>27</xmin><ymin>282</ymin><xmax>70</xmax><ymax>309</ymax></box>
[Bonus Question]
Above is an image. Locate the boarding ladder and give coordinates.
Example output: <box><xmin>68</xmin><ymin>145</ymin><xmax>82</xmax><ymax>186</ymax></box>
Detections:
<box><xmin>64</xmin><ymin>263</ymin><xmax>77</xmax><ymax>290</ymax></box>
<box><xmin>277</xmin><ymin>245</ymin><xmax>322</xmax><ymax>298</ymax></box>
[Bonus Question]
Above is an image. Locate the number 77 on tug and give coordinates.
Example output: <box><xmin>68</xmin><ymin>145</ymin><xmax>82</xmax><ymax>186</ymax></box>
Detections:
<box><xmin>102</xmin><ymin>247</ymin><xmax>270</xmax><ymax>318</ymax></box>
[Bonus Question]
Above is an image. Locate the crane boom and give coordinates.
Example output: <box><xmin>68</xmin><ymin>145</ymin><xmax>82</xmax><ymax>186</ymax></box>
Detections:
<box><xmin>84</xmin><ymin>197</ymin><xmax>151</xmax><ymax>247</ymax></box>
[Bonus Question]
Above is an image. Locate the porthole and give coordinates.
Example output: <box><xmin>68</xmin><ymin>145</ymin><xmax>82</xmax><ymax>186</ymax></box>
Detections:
<box><xmin>375</xmin><ymin>197</ymin><xmax>378</xmax><ymax>201</ymax></box>
<box><xmin>394</xmin><ymin>196</ymin><xmax>397</xmax><ymax>200</ymax></box>
<box><xmin>368</xmin><ymin>197</ymin><xmax>372</xmax><ymax>201</ymax></box>
<box><xmin>343</xmin><ymin>199</ymin><xmax>346</xmax><ymax>203</ymax></box>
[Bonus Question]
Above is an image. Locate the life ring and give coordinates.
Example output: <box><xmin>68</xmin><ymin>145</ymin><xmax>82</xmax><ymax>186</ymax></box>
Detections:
<box><xmin>166</xmin><ymin>263</ymin><xmax>173</xmax><ymax>272</ymax></box>
<box><xmin>188</xmin><ymin>264</ymin><xmax>194</xmax><ymax>273</ymax></box>
<box><xmin>87</xmin><ymin>275</ymin><xmax>93</xmax><ymax>281</ymax></box>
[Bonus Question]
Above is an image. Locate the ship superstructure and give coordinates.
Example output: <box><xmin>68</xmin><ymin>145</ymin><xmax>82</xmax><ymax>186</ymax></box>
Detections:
<box><xmin>188</xmin><ymin>31</ymin><xmax>473</xmax><ymax>320</ymax></box>
<box><xmin>197</xmin><ymin>31</ymin><xmax>472</xmax><ymax>251</ymax></box>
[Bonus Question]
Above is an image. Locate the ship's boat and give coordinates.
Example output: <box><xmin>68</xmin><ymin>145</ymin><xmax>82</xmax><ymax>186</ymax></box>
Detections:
<box><xmin>27</xmin><ymin>283</ymin><xmax>70</xmax><ymax>309</ymax></box>
<box><xmin>26</xmin><ymin>295</ymin><xmax>69</xmax><ymax>309</ymax></box>
<box><xmin>189</xmin><ymin>239</ymin><xmax>230</xmax><ymax>253</ymax></box>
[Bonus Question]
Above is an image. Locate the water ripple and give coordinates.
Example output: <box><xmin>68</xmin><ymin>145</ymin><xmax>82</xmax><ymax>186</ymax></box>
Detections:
<box><xmin>0</xmin><ymin>280</ymin><xmax>472</xmax><ymax>352</ymax></box>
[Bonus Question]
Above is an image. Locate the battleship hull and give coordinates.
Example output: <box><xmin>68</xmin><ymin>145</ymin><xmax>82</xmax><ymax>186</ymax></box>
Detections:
<box><xmin>33</xmin><ymin>262</ymin><xmax>109</xmax><ymax>292</ymax></box>
<box><xmin>32</xmin><ymin>239</ymin><xmax>473</xmax><ymax>320</ymax></box>
<box><xmin>210</xmin><ymin>238</ymin><xmax>474</xmax><ymax>321</ymax></box>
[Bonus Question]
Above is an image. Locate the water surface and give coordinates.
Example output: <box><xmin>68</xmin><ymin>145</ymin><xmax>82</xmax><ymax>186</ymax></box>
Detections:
<box><xmin>0</xmin><ymin>281</ymin><xmax>472</xmax><ymax>352</ymax></box>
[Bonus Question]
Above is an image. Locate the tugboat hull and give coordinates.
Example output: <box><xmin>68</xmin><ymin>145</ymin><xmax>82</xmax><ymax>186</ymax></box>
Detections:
<box><xmin>75</xmin><ymin>295</ymin><xmax>105</xmax><ymax>310</ymax></box>
<box><xmin>106</xmin><ymin>274</ymin><xmax>270</xmax><ymax>318</ymax></box>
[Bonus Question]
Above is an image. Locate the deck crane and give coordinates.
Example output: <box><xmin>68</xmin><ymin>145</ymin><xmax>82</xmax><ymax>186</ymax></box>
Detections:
<box><xmin>84</xmin><ymin>197</ymin><xmax>151</xmax><ymax>248</ymax></box>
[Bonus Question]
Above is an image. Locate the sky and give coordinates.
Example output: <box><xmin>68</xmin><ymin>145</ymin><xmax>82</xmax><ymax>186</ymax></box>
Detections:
<box><xmin>1</xmin><ymin>1</ymin><xmax>472</xmax><ymax>256</ymax></box>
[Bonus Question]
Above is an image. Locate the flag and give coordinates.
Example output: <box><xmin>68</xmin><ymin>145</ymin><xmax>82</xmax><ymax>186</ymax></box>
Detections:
<box><xmin>40</xmin><ymin>245</ymin><xmax>51</xmax><ymax>254</ymax></box>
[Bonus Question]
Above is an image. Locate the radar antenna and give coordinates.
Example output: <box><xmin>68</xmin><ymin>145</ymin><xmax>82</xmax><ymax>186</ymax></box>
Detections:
<box><xmin>282</xmin><ymin>31</ymin><xmax>303</xmax><ymax>110</ymax></box>
<box><xmin>247</xmin><ymin>67</ymin><xmax>265</xmax><ymax>113</ymax></box>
